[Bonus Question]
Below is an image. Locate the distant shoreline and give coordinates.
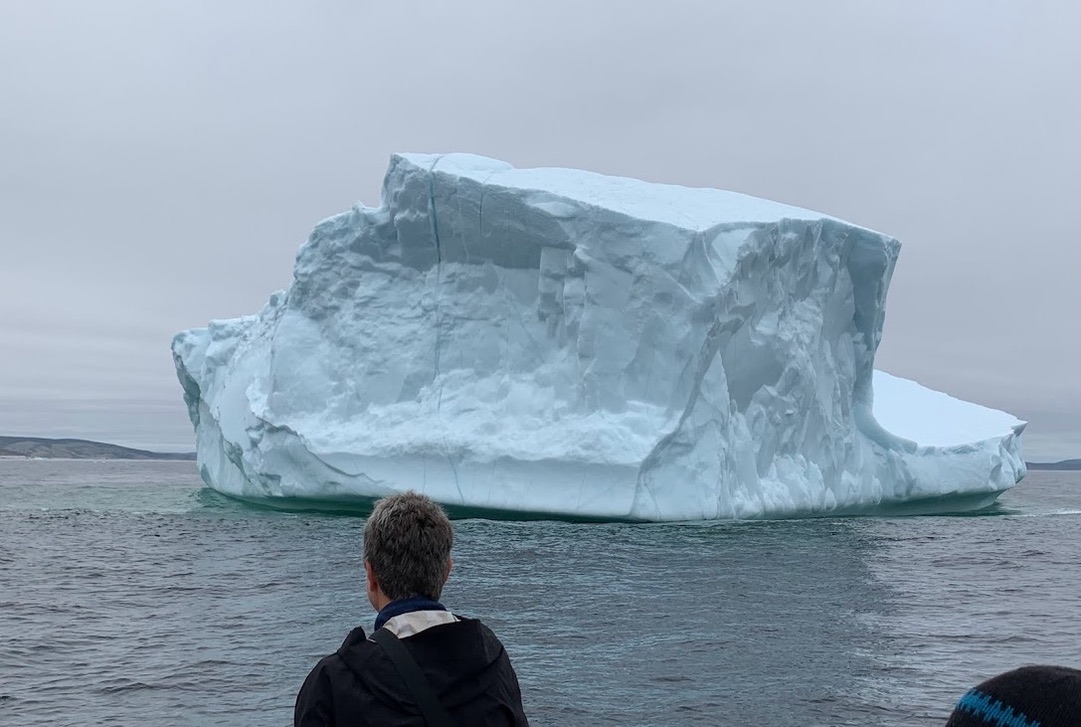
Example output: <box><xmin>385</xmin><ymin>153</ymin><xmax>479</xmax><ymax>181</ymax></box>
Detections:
<box><xmin>1026</xmin><ymin>459</ymin><xmax>1081</xmax><ymax>471</ymax></box>
<box><xmin>0</xmin><ymin>434</ymin><xmax>1076</xmax><ymax>470</ymax></box>
<box><xmin>0</xmin><ymin>436</ymin><xmax>196</xmax><ymax>461</ymax></box>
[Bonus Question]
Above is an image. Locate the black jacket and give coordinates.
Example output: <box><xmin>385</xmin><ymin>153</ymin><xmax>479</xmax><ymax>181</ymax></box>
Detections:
<box><xmin>294</xmin><ymin>617</ymin><xmax>529</xmax><ymax>726</ymax></box>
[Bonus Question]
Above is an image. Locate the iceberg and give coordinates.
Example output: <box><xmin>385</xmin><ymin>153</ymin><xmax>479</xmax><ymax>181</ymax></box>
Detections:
<box><xmin>171</xmin><ymin>153</ymin><xmax>1025</xmax><ymax>520</ymax></box>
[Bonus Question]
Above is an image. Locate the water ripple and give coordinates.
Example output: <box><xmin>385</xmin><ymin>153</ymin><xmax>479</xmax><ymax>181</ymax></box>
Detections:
<box><xmin>1</xmin><ymin>461</ymin><xmax>1079</xmax><ymax>726</ymax></box>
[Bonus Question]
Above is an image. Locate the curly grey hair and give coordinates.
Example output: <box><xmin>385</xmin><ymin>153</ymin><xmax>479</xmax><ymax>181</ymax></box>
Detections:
<box><xmin>363</xmin><ymin>491</ymin><xmax>453</xmax><ymax>601</ymax></box>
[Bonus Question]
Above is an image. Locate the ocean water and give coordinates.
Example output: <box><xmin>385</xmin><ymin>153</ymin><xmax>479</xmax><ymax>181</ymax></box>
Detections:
<box><xmin>1</xmin><ymin>460</ymin><xmax>1079</xmax><ymax>726</ymax></box>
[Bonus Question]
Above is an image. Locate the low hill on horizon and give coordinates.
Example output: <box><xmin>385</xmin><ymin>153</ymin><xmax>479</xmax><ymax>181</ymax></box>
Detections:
<box><xmin>0</xmin><ymin>435</ymin><xmax>1075</xmax><ymax>469</ymax></box>
<box><xmin>1027</xmin><ymin>459</ymin><xmax>1081</xmax><ymax>471</ymax></box>
<box><xmin>0</xmin><ymin>436</ymin><xmax>196</xmax><ymax>461</ymax></box>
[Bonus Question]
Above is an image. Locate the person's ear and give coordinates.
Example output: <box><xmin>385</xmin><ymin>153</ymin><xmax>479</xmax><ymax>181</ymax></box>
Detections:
<box><xmin>365</xmin><ymin>559</ymin><xmax>378</xmax><ymax>595</ymax></box>
<box><xmin>445</xmin><ymin>556</ymin><xmax>453</xmax><ymax>584</ymax></box>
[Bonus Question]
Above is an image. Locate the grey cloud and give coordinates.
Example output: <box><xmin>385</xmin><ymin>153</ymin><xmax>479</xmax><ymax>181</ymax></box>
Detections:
<box><xmin>1</xmin><ymin>0</ymin><xmax>1077</xmax><ymax>457</ymax></box>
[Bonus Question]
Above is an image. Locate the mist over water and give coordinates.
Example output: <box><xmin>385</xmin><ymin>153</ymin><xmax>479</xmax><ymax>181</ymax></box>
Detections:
<box><xmin>2</xmin><ymin>459</ymin><xmax>1079</xmax><ymax>726</ymax></box>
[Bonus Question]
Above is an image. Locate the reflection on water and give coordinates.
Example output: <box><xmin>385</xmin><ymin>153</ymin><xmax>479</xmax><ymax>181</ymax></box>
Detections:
<box><xmin>451</xmin><ymin>518</ymin><xmax>893</xmax><ymax>726</ymax></box>
<box><xmin>0</xmin><ymin>460</ymin><xmax>1078</xmax><ymax>726</ymax></box>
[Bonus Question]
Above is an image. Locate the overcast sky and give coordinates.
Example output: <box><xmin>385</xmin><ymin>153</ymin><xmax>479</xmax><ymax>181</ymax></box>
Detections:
<box><xmin>1</xmin><ymin>1</ymin><xmax>1077</xmax><ymax>459</ymax></box>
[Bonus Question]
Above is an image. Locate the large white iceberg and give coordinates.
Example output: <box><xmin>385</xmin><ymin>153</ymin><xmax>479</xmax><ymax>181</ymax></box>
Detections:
<box><xmin>172</xmin><ymin>153</ymin><xmax>1025</xmax><ymax>520</ymax></box>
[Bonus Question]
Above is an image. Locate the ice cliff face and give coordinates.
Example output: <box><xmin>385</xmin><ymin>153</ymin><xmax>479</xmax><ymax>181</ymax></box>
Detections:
<box><xmin>172</xmin><ymin>153</ymin><xmax>1025</xmax><ymax>520</ymax></box>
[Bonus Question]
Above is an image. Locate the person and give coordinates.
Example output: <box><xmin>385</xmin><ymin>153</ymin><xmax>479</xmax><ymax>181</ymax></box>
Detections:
<box><xmin>294</xmin><ymin>491</ymin><xmax>529</xmax><ymax>726</ymax></box>
<box><xmin>945</xmin><ymin>665</ymin><xmax>1081</xmax><ymax>726</ymax></box>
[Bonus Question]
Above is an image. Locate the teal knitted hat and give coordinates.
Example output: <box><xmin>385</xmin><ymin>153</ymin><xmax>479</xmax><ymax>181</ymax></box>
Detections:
<box><xmin>946</xmin><ymin>665</ymin><xmax>1081</xmax><ymax>727</ymax></box>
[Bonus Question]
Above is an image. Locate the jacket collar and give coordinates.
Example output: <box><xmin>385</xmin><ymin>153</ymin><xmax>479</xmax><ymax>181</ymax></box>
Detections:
<box><xmin>373</xmin><ymin>595</ymin><xmax>446</xmax><ymax>632</ymax></box>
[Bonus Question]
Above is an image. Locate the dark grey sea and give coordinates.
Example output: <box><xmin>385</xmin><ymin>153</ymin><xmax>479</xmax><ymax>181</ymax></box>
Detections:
<box><xmin>1</xmin><ymin>459</ymin><xmax>1078</xmax><ymax>726</ymax></box>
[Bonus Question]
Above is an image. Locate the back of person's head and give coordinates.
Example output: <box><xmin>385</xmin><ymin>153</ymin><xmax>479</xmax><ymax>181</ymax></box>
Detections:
<box><xmin>945</xmin><ymin>665</ymin><xmax>1081</xmax><ymax>726</ymax></box>
<box><xmin>363</xmin><ymin>491</ymin><xmax>454</xmax><ymax>601</ymax></box>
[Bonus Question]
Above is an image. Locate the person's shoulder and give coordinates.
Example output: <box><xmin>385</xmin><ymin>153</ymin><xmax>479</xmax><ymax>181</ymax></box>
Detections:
<box><xmin>296</xmin><ymin>628</ymin><xmax>379</xmax><ymax>727</ymax></box>
<box><xmin>454</xmin><ymin>615</ymin><xmax>504</xmax><ymax>640</ymax></box>
<box><xmin>335</xmin><ymin>625</ymin><xmax>371</xmax><ymax>654</ymax></box>
<box><xmin>447</xmin><ymin>615</ymin><xmax>527</xmax><ymax>715</ymax></box>
<box><xmin>449</xmin><ymin>614</ymin><xmax>486</xmax><ymax>628</ymax></box>
<box><xmin>439</xmin><ymin>615</ymin><xmax>514</xmax><ymax>660</ymax></box>
<box><xmin>333</xmin><ymin>625</ymin><xmax>386</xmax><ymax>669</ymax></box>
<box><xmin>305</xmin><ymin>627</ymin><xmax>377</xmax><ymax>677</ymax></box>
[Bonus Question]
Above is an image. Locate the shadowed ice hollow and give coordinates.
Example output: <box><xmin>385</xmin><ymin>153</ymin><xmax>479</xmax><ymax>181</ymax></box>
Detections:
<box><xmin>172</xmin><ymin>153</ymin><xmax>1025</xmax><ymax>520</ymax></box>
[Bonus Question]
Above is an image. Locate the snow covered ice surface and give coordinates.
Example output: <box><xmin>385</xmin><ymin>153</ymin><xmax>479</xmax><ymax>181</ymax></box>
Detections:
<box><xmin>172</xmin><ymin>153</ymin><xmax>1026</xmax><ymax>520</ymax></box>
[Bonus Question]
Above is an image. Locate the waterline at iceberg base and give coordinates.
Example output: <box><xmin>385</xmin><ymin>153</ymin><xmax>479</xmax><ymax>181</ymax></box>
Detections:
<box><xmin>172</xmin><ymin>153</ymin><xmax>1025</xmax><ymax>521</ymax></box>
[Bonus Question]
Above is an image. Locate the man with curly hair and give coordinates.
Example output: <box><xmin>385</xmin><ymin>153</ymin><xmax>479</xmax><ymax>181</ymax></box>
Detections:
<box><xmin>295</xmin><ymin>491</ymin><xmax>529</xmax><ymax>726</ymax></box>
